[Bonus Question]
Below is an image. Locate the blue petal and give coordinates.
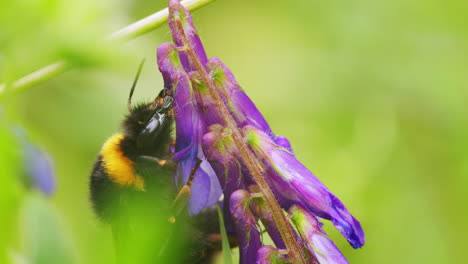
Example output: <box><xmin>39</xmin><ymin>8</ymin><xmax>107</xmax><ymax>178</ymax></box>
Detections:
<box><xmin>24</xmin><ymin>140</ymin><xmax>56</xmax><ymax>196</ymax></box>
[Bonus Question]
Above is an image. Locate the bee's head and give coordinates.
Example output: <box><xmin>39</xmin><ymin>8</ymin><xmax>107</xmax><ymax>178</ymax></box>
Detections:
<box><xmin>123</xmin><ymin>89</ymin><xmax>173</xmax><ymax>149</ymax></box>
<box><xmin>122</xmin><ymin>60</ymin><xmax>173</xmax><ymax>149</ymax></box>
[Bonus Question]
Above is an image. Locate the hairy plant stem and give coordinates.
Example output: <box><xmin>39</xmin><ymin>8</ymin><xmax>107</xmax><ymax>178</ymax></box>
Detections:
<box><xmin>174</xmin><ymin>18</ymin><xmax>314</xmax><ymax>264</ymax></box>
<box><xmin>0</xmin><ymin>0</ymin><xmax>216</xmax><ymax>97</ymax></box>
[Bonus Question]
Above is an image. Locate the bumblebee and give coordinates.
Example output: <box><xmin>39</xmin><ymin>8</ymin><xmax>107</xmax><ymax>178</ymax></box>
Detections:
<box><xmin>89</xmin><ymin>61</ymin><xmax>226</xmax><ymax>264</ymax></box>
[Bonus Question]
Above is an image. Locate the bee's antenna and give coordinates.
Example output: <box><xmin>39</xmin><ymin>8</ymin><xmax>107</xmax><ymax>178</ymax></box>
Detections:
<box><xmin>127</xmin><ymin>59</ymin><xmax>146</xmax><ymax>111</ymax></box>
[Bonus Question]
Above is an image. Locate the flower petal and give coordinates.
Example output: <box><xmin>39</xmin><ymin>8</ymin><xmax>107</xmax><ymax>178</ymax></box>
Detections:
<box><xmin>245</xmin><ymin>125</ymin><xmax>365</xmax><ymax>248</ymax></box>
<box><xmin>157</xmin><ymin>43</ymin><xmax>221</xmax><ymax>214</ymax></box>
<box><xmin>202</xmin><ymin>124</ymin><xmax>245</xmax><ymax>230</ymax></box>
<box><xmin>168</xmin><ymin>0</ymin><xmax>208</xmax><ymax>72</ymax></box>
<box><xmin>230</xmin><ymin>189</ymin><xmax>262</xmax><ymax>264</ymax></box>
<box><xmin>257</xmin><ymin>246</ymin><xmax>289</xmax><ymax>264</ymax></box>
<box><xmin>157</xmin><ymin>43</ymin><xmax>193</xmax><ymax>155</ymax></box>
<box><xmin>290</xmin><ymin>204</ymin><xmax>350</xmax><ymax>264</ymax></box>
<box><xmin>16</xmin><ymin>127</ymin><xmax>55</xmax><ymax>196</ymax></box>
<box><xmin>206</xmin><ymin>57</ymin><xmax>294</xmax><ymax>151</ymax></box>
<box><xmin>249</xmin><ymin>186</ymin><xmax>286</xmax><ymax>249</ymax></box>
<box><xmin>206</xmin><ymin>58</ymin><xmax>272</xmax><ymax>134</ymax></box>
<box><xmin>24</xmin><ymin>142</ymin><xmax>55</xmax><ymax>196</ymax></box>
<box><xmin>189</xmin><ymin>72</ymin><xmax>225</xmax><ymax>127</ymax></box>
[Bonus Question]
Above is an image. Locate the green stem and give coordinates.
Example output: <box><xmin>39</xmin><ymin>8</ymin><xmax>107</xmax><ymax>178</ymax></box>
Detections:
<box><xmin>173</xmin><ymin>18</ymin><xmax>312</xmax><ymax>264</ymax></box>
<box><xmin>216</xmin><ymin>204</ymin><xmax>233</xmax><ymax>264</ymax></box>
<box><xmin>0</xmin><ymin>62</ymin><xmax>68</xmax><ymax>96</ymax></box>
<box><xmin>107</xmin><ymin>0</ymin><xmax>216</xmax><ymax>41</ymax></box>
<box><xmin>0</xmin><ymin>0</ymin><xmax>216</xmax><ymax>97</ymax></box>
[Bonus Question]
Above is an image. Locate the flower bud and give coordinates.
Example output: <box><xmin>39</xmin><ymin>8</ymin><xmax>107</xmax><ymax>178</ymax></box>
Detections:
<box><xmin>206</xmin><ymin>58</ymin><xmax>271</xmax><ymax>133</ymax></box>
<box><xmin>189</xmin><ymin>72</ymin><xmax>225</xmax><ymax>127</ymax></box>
<box><xmin>290</xmin><ymin>205</ymin><xmax>349</xmax><ymax>264</ymax></box>
<box><xmin>168</xmin><ymin>0</ymin><xmax>208</xmax><ymax>72</ymax></box>
<box><xmin>16</xmin><ymin>127</ymin><xmax>55</xmax><ymax>196</ymax></box>
<box><xmin>249</xmin><ymin>185</ymin><xmax>285</xmax><ymax>249</ymax></box>
<box><xmin>230</xmin><ymin>189</ymin><xmax>262</xmax><ymax>264</ymax></box>
<box><xmin>244</xmin><ymin>125</ymin><xmax>365</xmax><ymax>248</ymax></box>
<box><xmin>256</xmin><ymin>246</ymin><xmax>289</xmax><ymax>264</ymax></box>
<box><xmin>206</xmin><ymin>58</ymin><xmax>294</xmax><ymax>151</ymax></box>
<box><xmin>202</xmin><ymin>124</ymin><xmax>244</xmax><ymax>229</ymax></box>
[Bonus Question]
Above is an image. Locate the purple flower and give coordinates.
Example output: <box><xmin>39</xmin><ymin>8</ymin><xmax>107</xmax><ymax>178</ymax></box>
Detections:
<box><xmin>201</xmin><ymin>125</ymin><xmax>245</xmax><ymax>229</ymax></box>
<box><xmin>157</xmin><ymin>43</ymin><xmax>222</xmax><ymax>214</ymax></box>
<box><xmin>23</xmin><ymin>143</ymin><xmax>55</xmax><ymax>195</ymax></box>
<box><xmin>289</xmin><ymin>204</ymin><xmax>349</xmax><ymax>264</ymax></box>
<box><xmin>248</xmin><ymin>185</ymin><xmax>285</xmax><ymax>249</ymax></box>
<box><xmin>168</xmin><ymin>0</ymin><xmax>208</xmax><ymax>72</ymax></box>
<box><xmin>15</xmin><ymin>128</ymin><xmax>55</xmax><ymax>196</ymax></box>
<box><xmin>157</xmin><ymin>0</ymin><xmax>365</xmax><ymax>261</ymax></box>
<box><xmin>256</xmin><ymin>246</ymin><xmax>289</xmax><ymax>264</ymax></box>
<box><xmin>230</xmin><ymin>189</ymin><xmax>262</xmax><ymax>264</ymax></box>
<box><xmin>205</xmin><ymin>58</ymin><xmax>271</xmax><ymax>134</ymax></box>
<box><xmin>245</xmin><ymin>125</ymin><xmax>364</xmax><ymax>248</ymax></box>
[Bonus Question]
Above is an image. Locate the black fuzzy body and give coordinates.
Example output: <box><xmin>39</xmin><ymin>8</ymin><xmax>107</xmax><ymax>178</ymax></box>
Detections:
<box><xmin>89</xmin><ymin>97</ymin><xmax>222</xmax><ymax>264</ymax></box>
<box><xmin>90</xmin><ymin>100</ymin><xmax>175</xmax><ymax>223</ymax></box>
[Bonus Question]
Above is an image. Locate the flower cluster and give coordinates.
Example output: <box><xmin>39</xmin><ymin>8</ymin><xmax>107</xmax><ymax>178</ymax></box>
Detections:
<box><xmin>157</xmin><ymin>1</ymin><xmax>364</xmax><ymax>263</ymax></box>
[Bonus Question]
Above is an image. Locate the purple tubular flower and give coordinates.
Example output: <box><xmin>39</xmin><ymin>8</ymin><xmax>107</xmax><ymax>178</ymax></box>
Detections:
<box><xmin>206</xmin><ymin>58</ymin><xmax>271</xmax><ymax>133</ymax></box>
<box><xmin>257</xmin><ymin>246</ymin><xmax>289</xmax><ymax>264</ymax></box>
<box><xmin>15</xmin><ymin>127</ymin><xmax>55</xmax><ymax>196</ymax></box>
<box><xmin>244</xmin><ymin>125</ymin><xmax>365</xmax><ymax>248</ymax></box>
<box><xmin>23</xmin><ymin>142</ymin><xmax>55</xmax><ymax>196</ymax></box>
<box><xmin>157</xmin><ymin>43</ymin><xmax>193</xmax><ymax>150</ymax></box>
<box><xmin>160</xmin><ymin>0</ymin><xmax>365</xmax><ymax>260</ymax></box>
<box><xmin>289</xmin><ymin>205</ymin><xmax>349</xmax><ymax>264</ymax></box>
<box><xmin>249</xmin><ymin>186</ymin><xmax>286</xmax><ymax>249</ymax></box>
<box><xmin>189</xmin><ymin>72</ymin><xmax>225</xmax><ymax>127</ymax></box>
<box><xmin>168</xmin><ymin>0</ymin><xmax>208</xmax><ymax>72</ymax></box>
<box><xmin>157</xmin><ymin>43</ymin><xmax>221</xmax><ymax>214</ymax></box>
<box><xmin>230</xmin><ymin>189</ymin><xmax>262</xmax><ymax>264</ymax></box>
<box><xmin>202</xmin><ymin>124</ymin><xmax>245</xmax><ymax>229</ymax></box>
<box><xmin>273</xmin><ymin>135</ymin><xmax>294</xmax><ymax>153</ymax></box>
<box><xmin>167</xmin><ymin>2</ymin><xmax>292</xmax><ymax>145</ymax></box>
<box><xmin>205</xmin><ymin>58</ymin><xmax>294</xmax><ymax>151</ymax></box>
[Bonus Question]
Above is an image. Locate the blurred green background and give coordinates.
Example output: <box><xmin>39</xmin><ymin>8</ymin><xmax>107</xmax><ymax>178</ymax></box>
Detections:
<box><xmin>1</xmin><ymin>0</ymin><xmax>467</xmax><ymax>263</ymax></box>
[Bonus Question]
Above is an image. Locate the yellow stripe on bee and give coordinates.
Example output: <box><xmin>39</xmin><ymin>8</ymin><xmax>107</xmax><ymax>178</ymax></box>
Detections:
<box><xmin>101</xmin><ymin>134</ymin><xmax>145</xmax><ymax>190</ymax></box>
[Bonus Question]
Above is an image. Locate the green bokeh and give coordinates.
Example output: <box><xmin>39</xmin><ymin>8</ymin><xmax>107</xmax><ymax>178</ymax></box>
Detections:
<box><xmin>1</xmin><ymin>0</ymin><xmax>467</xmax><ymax>263</ymax></box>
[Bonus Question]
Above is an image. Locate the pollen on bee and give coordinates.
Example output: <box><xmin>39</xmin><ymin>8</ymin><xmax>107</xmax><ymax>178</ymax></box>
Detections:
<box><xmin>168</xmin><ymin>216</ymin><xmax>176</xmax><ymax>224</ymax></box>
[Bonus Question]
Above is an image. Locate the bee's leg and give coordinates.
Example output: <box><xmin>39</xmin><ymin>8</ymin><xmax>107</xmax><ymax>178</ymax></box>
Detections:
<box><xmin>169</xmin><ymin>159</ymin><xmax>203</xmax><ymax>223</ymax></box>
<box><xmin>162</xmin><ymin>159</ymin><xmax>176</xmax><ymax>170</ymax></box>
<box><xmin>138</xmin><ymin>155</ymin><xmax>170</xmax><ymax>167</ymax></box>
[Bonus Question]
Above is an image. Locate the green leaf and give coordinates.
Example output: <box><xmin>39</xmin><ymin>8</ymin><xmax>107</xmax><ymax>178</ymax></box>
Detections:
<box><xmin>216</xmin><ymin>204</ymin><xmax>233</xmax><ymax>264</ymax></box>
<box><xmin>0</xmin><ymin>121</ymin><xmax>22</xmax><ymax>264</ymax></box>
<box><xmin>20</xmin><ymin>193</ymin><xmax>76</xmax><ymax>264</ymax></box>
